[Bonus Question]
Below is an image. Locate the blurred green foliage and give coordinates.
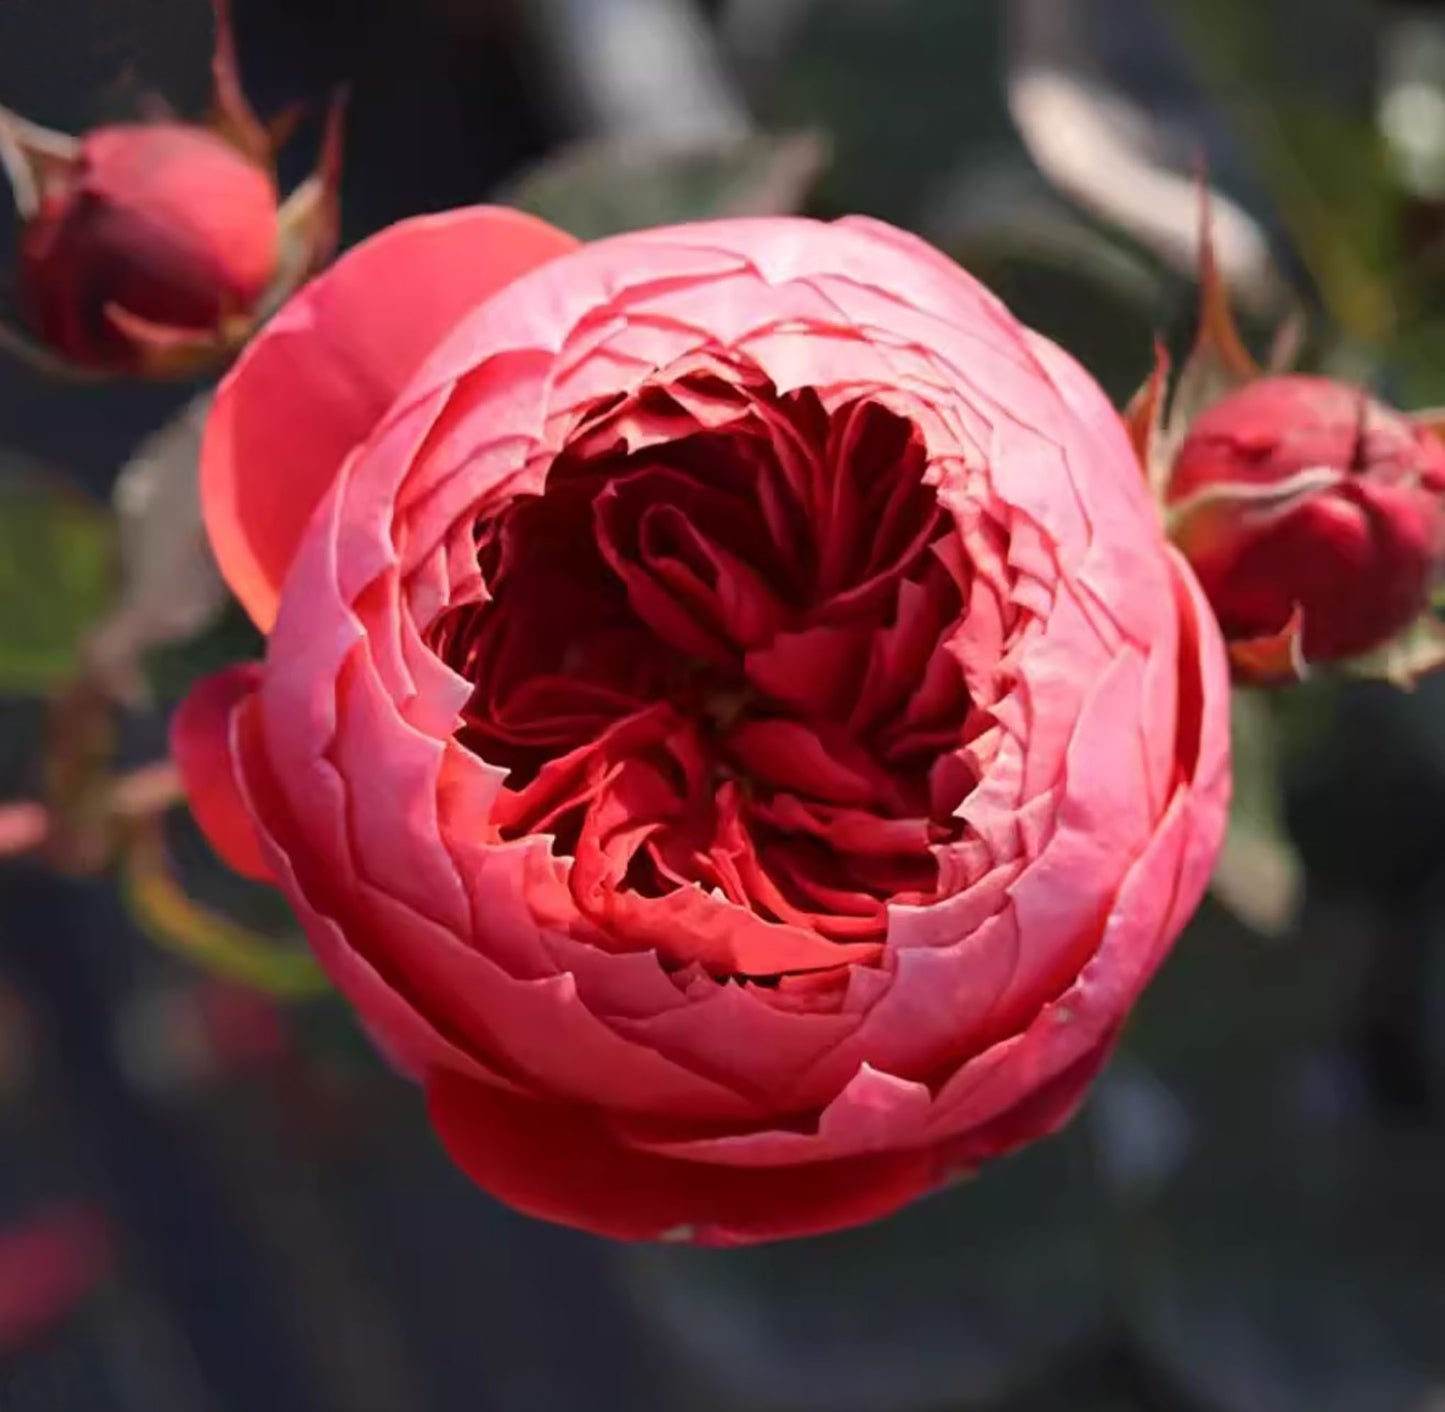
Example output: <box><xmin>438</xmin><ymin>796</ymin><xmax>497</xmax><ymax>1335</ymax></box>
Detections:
<box><xmin>1165</xmin><ymin>0</ymin><xmax>1401</xmax><ymax>345</ymax></box>
<box><xmin>123</xmin><ymin>819</ymin><xmax>327</xmax><ymax>999</ymax></box>
<box><xmin>749</xmin><ymin>0</ymin><xmax>1011</xmax><ymax>225</ymax></box>
<box><xmin>507</xmin><ymin>131</ymin><xmax>830</xmax><ymax>241</ymax></box>
<box><xmin>1212</xmin><ymin>689</ymin><xmax>1302</xmax><ymax>936</ymax></box>
<box><xmin>0</xmin><ymin>474</ymin><xmax>114</xmax><ymax>695</ymax></box>
<box><xmin>143</xmin><ymin>603</ymin><xmax>263</xmax><ymax>705</ymax></box>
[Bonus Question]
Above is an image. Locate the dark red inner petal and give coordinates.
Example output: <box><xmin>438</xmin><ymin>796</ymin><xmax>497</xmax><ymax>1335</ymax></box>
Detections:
<box><xmin>431</xmin><ymin>358</ymin><xmax>997</xmax><ymax>978</ymax></box>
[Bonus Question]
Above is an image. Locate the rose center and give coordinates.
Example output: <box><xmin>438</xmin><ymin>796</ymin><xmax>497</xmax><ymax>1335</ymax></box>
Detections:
<box><xmin>430</xmin><ymin>363</ymin><xmax>984</xmax><ymax>964</ymax></box>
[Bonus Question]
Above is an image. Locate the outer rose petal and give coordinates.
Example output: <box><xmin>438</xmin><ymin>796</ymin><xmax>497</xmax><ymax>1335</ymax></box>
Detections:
<box><xmin>169</xmin><ymin>664</ymin><xmax>270</xmax><ymax>881</ymax></box>
<box><xmin>202</xmin><ymin>207</ymin><xmax>579</xmax><ymax>631</ymax></box>
<box><xmin>427</xmin><ymin>1070</ymin><xmax>938</xmax><ymax>1246</ymax></box>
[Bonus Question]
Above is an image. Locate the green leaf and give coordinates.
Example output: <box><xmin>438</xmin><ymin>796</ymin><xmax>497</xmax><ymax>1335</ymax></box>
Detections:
<box><xmin>1210</xmin><ymin>687</ymin><xmax>1304</xmax><ymax>935</ymax></box>
<box><xmin>0</xmin><ymin>471</ymin><xmax>115</xmax><ymax>695</ymax></box>
<box><xmin>503</xmin><ymin>130</ymin><xmax>829</xmax><ymax>242</ymax></box>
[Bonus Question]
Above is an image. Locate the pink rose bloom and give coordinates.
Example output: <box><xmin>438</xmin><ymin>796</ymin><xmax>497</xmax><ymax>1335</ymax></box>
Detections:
<box><xmin>174</xmin><ymin>207</ymin><xmax>1230</xmax><ymax>1244</ymax></box>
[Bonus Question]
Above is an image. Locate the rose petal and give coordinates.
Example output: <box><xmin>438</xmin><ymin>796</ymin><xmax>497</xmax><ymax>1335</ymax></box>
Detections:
<box><xmin>170</xmin><ymin>663</ymin><xmax>270</xmax><ymax>880</ymax></box>
<box><xmin>203</xmin><ymin>206</ymin><xmax>578</xmax><ymax>630</ymax></box>
<box><xmin>427</xmin><ymin>1069</ymin><xmax>936</xmax><ymax>1245</ymax></box>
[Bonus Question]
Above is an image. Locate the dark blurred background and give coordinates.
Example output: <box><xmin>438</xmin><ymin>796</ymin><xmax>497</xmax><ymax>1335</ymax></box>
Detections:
<box><xmin>1</xmin><ymin>1</ymin><xmax>1445</xmax><ymax>1409</ymax></box>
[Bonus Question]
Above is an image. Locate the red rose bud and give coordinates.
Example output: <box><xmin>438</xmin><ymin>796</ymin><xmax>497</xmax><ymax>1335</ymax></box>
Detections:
<box><xmin>18</xmin><ymin>124</ymin><xmax>279</xmax><ymax>370</ymax></box>
<box><xmin>1167</xmin><ymin>375</ymin><xmax>1445</xmax><ymax>670</ymax></box>
<box><xmin>0</xmin><ymin>0</ymin><xmax>342</xmax><ymax>379</ymax></box>
<box><xmin>1128</xmin><ymin>188</ymin><xmax>1445</xmax><ymax>685</ymax></box>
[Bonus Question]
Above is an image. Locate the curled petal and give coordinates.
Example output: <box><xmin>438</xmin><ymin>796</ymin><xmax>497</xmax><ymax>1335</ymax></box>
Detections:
<box><xmin>202</xmin><ymin>206</ymin><xmax>579</xmax><ymax>630</ymax></box>
<box><xmin>428</xmin><ymin>1070</ymin><xmax>937</xmax><ymax>1246</ymax></box>
<box><xmin>169</xmin><ymin>664</ymin><xmax>270</xmax><ymax>880</ymax></box>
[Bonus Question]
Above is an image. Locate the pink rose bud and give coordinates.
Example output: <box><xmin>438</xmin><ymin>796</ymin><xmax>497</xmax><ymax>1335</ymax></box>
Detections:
<box><xmin>18</xmin><ymin>124</ymin><xmax>280</xmax><ymax>370</ymax></box>
<box><xmin>1168</xmin><ymin>375</ymin><xmax>1445</xmax><ymax>666</ymax></box>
